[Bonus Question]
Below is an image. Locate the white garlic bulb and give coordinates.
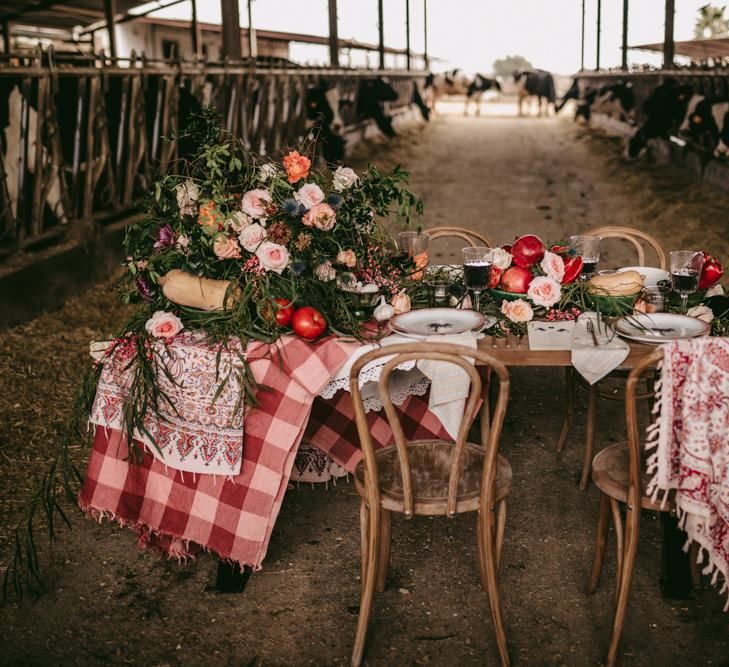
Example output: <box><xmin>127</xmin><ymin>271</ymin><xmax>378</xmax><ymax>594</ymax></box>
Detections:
<box><xmin>373</xmin><ymin>296</ymin><xmax>395</xmax><ymax>322</ymax></box>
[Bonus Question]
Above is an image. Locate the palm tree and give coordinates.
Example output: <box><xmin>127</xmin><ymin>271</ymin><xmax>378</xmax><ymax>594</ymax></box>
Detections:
<box><xmin>694</xmin><ymin>4</ymin><xmax>729</xmax><ymax>39</ymax></box>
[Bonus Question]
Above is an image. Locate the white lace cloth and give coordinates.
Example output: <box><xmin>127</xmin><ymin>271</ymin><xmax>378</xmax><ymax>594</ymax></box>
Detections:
<box><xmin>318</xmin><ymin>333</ymin><xmax>431</xmax><ymax>412</ymax></box>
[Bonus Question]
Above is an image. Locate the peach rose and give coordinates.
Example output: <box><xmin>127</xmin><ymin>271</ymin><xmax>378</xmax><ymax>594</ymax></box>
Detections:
<box><xmin>336</xmin><ymin>249</ymin><xmax>357</xmax><ymax>268</ymax></box>
<box><xmin>333</xmin><ymin>166</ymin><xmax>359</xmax><ymax>191</ymax></box>
<box><xmin>213</xmin><ymin>234</ymin><xmax>242</xmax><ymax>259</ymax></box>
<box><xmin>687</xmin><ymin>304</ymin><xmax>714</xmax><ymax>323</ymax></box>
<box><xmin>302</xmin><ymin>203</ymin><xmax>337</xmax><ymax>231</ymax></box>
<box><xmin>145</xmin><ymin>311</ymin><xmax>183</xmax><ymax>339</ymax></box>
<box><xmin>238</xmin><ymin>223</ymin><xmax>267</xmax><ymax>252</ymax></box>
<box><xmin>392</xmin><ymin>290</ymin><xmax>411</xmax><ymax>315</ymax></box>
<box><xmin>241</xmin><ymin>189</ymin><xmax>271</xmax><ymax>218</ymax></box>
<box><xmin>282</xmin><ymin>150</ymin><xmax>311</xmax><ymax>184</ymax></box>
<box><xmin>540</xmin><ymin>251</ymin><xmax>566</xmax><ymax>283</ymax></box>
<box><xmin>501</xmin><ymin>298</ymin><xmax>534</xmax><ymax>323</ymax></box>
<box><xmin>411</xmin><ymin>251</ymin><xmax>429</xmax><ymax>281</ymax></box>
<box><xmin>256</xmin><ymin>242</ymin><xmax>290</xmax><ymax>274</ymax></box>
<box><xmin>527</xmin><ymin>276</ymin><xmax>561</xmax><ymax>308</ymax></box>
<box><xmin>294</xmin><ymin>183</ymin><xmax>325</xmax><ymax>210</ymax></box>
<box><xmin>227</xmin><ymin>211</ymin><xmax>252</xmax><ymax>233</ymax></box>
<box><xmin>315</xmin><ymin>260</ymin><xmax>337</xmax><ymax>282</ymax></box>
<box><xmin>197</xmin><ymin>200</ymin><xmax>224</xmax><ymax>232</ymax></box>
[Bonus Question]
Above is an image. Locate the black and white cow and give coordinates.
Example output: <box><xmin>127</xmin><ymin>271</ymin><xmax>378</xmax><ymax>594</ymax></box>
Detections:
<box><xmin>590</xmin><ymin>82</ymin><xmax>636</xmax><ymax>123</ymax></box>
<box><xmin>356</xmin><ymin>77</ymin><xmax>399</xmax><ymax>138</ymax></box>
<box><xmin>677</xmin><ymin>94</ymin><xmax>729</xmax><ymax>157</ymax></box>
<box><xmin>625</xmin><ymin>79</ymin><xmax>694</xmax><ymax>160</ymax></box>
<box><xmin>306</xmin><ymin>80</ymin><xmax>346</xmax><ymax>163</ymax></box>
<box><xmin>424</xmin><ymin>69</ymin><xmax>501</xmax><ymax>115</ymax></box>
<box><xmin>513</xmin><ymin>70</ymin><xmax>556</xmax><ymax>116</ymax></box>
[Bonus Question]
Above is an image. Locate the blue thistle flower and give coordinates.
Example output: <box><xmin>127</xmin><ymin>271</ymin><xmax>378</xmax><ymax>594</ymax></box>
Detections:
<box><xmin>290</xmin><ymin>259</ymin><xmax>307</xmax><ymax>275</ymax></box>
<box><xmin>327</xmin><ymin>193</ymin><xmax>343</xmax><ymax>208</ymax></box>
<box><xmin>284</xmin><ymin>199</ymin><xmax>303</xmax><ymax>217</ymax></box>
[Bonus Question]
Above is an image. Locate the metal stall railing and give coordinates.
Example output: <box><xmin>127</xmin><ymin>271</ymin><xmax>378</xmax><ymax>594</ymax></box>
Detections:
<box><xmin>0</xmin><ymin>49</ymin><xmax>425</xmax><ymax>262</ymax></box>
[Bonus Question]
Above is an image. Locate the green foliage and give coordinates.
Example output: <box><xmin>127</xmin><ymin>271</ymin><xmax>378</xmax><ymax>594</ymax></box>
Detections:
<box><xmin>492</xmin><ymin>54</ymin><xmax>533</xmax><ymax>79</ymax></box>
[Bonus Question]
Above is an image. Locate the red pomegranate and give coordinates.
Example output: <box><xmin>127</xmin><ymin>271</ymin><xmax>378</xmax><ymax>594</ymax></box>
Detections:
<box><xmin>511</xmin><ymin>234</ymin><xmax>546</xmax><ymax>268</ymax></box>
<box><xmin>500</xmin><ymin>266</ymin><xmax>534</xmax><ymax>293</ymax></box>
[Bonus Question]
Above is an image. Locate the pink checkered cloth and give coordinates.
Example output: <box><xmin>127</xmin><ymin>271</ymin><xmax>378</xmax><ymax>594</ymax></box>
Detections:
<box><xmin>647</xmin><ymin>337</ymin><xmax>729</xmax><ymax>608</ymax></box>
<box><xmin>79</xmin><ymin>335</ymin><xmax>451</xmax><ymax>569</ymax></box>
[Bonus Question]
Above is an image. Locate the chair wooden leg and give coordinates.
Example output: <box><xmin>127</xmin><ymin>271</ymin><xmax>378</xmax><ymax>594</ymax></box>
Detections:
<box><xmin>610</xmin><ymin>499</ymin><xmax>624</xmax><ymax>604</ymax></box>
<box><xmin>352</xmin><ymin>500</ymin><xmax>380</xmax><ymax>667</ymax></box>
<box><xmin>376</xmin><ymin>509</ymin><xmax>391</xmax><ymax>592</ymax></box>
<box><xmin>587</xmin><ymin>492</ymin><xmax>611</xmax><ymax>594</ymax></box>
<box><xmin>359</xmin><ymin>500</ymin><xmax>369</xmax><ymax>593</ymax></box>
<box><xmin>477</xmin><ymin>509</ymin><xmax>489</xmax><ymax>592</ymax></box>
<box><xmin>688</xmin><ymin>541</ymin><xmax>702</xmax><ymax>588</ymax></box>
<box><xmin>495</xmin><ymin>499</ymin><xmax>507</xmax><ymax>573</ymax></box>
<box><xmin>579</xmin><ymin>383</ymin><xmax>598</xmax><ymax>490</ymax></box>
<box><xmin>556</xmin><ymin>367</ymin><xmax>575</xmax><ymax>452</ymax></box>
<box><xmin>479</xmin><ymin>503</ymin><xmax>510</xmax><ymax>666</ymax></box>
<box><xmin>606</xmin><ymin>504</ymin><xmax>640</xmax><ymax>667</ymax></box>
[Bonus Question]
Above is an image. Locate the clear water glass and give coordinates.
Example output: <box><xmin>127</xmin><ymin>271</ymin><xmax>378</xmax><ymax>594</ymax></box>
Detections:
<box><xmin>398</xmin><ymin>231</ymin><xmax>430</xmax><ymax>256</ymax></box>
<box><xmin>462</xmin><ymin>246</ymin><xmax>493</xmax><ymax>312</ymax></box>
<box><xmin>570</xmin><ymin>235</ymin><xmax>601</xmax><ymax>279</ymax></box>
<box><xmin>670</xmin><ymin>250</ymin><xmax>704</xmax><ymax>313</ymax></box>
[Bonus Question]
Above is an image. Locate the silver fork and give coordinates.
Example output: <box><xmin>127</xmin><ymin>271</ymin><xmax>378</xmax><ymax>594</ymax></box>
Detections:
<box><xmin>586</xmin><ymin>319</ymin><xmax>600</xmax><ymax>346</ymax></box>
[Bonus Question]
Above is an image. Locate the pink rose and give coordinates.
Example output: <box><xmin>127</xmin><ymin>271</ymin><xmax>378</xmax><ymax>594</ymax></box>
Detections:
<box><xmin>315</xmin><ymin>260</ymin><xmax>336</xmax><ymax>282</ymax></box>
<box><xmin>392</xmin><ymin>290</ymin><xmax>411</xmax><ymax>315</ymax></box>
<box><xmin>540</xmin><ymin>251</ymin><xmax>566</xmax><ymax>283</ymax></box>
<box><xmin>241</xmin><ymin>188</ymin><xmax>271</xmax><ymax>218</ymax></box>
<box><xmin>302</xmin><ymin>203</ymin><xmax>336</xmax><ymax>231</ymax></box>
<box><xmin>527</xmin><ymin>276</ymin><xmax>561</xmax><ymax>308</ymax></box>
<box><xmin>294</xmin><ymin>183</ymin><xmax>325</xmax><ymax>210</ymax></box>
<box><xmin>213</xmin><ymin>234</ymin><xmax>242</xmax><ymax>259</ymax></box>
<box><xmin>256</xmin><ymin>241</ymin><xmax>290</xmax><ymax>274</ymax></box>
<box><xmin>336</xmin><ymin>249</ymin><xmax>357</xmax><ymax>268</ymax></box>
<box><xmin>501</xmin><ymin>298</ymin><xmax>533</xmax><ymax>323</ymax></box>
<box><xmin>238</xmin><ymin>223</ymin><xmax>267</xmax><ymax>252</ymax></box>
<box><xmin>145</xmin><ymin>310</ymin><xmax>183</xmax><ymax>339</ymax></box>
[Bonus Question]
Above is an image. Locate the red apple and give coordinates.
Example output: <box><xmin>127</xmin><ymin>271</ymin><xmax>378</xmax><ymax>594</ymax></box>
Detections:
<box><xmin>488</xmin><ymin>266</ymin><xmax>503</xmax><ymax>288</ymax></box>
<box><xmin>500</xmin><ymin>266</ymin><xmax>534</xmax><ymax>293</ymax></box>
<box><xmin>273</xmin><ymin>298</ymin><xmax>294</xmax><ymax>327</ymax></box>
<box><xmin>511</xmin><ymin>234</ymin><xmax>546</xmax><ymax>268</ymax></box>
<box><xmin>292</xmin><ymin>306</ymin><xmax>327</xmax><ymax>341</ymax></box>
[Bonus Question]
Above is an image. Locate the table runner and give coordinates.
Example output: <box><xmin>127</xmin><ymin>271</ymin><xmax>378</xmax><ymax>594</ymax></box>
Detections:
<box><xmin>646</xmin><ymin>337</ymin><xmax>729</xmax><ymax>608</ymax></box>
<box><xmin>80</xmin><ymin>334</ymin><xmax>360</xmax><ymax>568</ymax></box>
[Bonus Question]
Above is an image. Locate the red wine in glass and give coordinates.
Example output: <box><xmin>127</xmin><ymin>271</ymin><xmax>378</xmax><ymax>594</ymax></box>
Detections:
<box><xmin>464</xmin><ymin>261</ymin><xmax>492</xmax><ymax>292</ymax></box>
<box><xmin>581</xmin><ymin>259</ymin><xmax>598</xmax><ymax>277</ymax></box>
<box><xmin>671</xmin><ymin>269</ymin><xmax>699</xmax><ymax>293</ymax></box>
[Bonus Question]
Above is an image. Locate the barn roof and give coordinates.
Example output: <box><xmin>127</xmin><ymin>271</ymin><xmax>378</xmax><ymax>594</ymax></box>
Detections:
<box><xmin>0</xmin><ymin>1</ymin><xmax>148</xmax><ymax>29</ymax></box>
<box><xmin>631</xmin><ymin>37</ymin><xmax>729</xmax><ymax>61</ymax></box>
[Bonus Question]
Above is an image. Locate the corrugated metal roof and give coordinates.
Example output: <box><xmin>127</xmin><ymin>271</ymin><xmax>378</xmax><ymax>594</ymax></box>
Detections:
<box><xmin>631</xmin><ymin>37</ymin><xmax>729</xmax><ymax>60</ymax></box>
<box><xmin>0</xmin><ymin>1</ymin><xmax>147</xmax><ymax>29</ymax></box>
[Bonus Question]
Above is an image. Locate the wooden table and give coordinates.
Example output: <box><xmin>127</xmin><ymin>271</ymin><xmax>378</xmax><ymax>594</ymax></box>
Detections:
<box><xmin>478</xmin><ymin>332</ymin><xmax>692</xmax><ymax>598</ymax></box>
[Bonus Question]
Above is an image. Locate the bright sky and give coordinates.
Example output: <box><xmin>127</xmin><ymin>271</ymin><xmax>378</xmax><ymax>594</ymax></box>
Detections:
<box><xmin>142</xmin><ymin>0</ymin><xmax>711</xmax><ymax>74</ymax></box>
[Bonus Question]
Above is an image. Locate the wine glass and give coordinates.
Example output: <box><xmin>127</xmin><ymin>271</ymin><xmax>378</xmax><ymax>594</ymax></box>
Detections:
<box><xmin>399</xmin><ymin>231</ymin><xmax>430</xmax><ymax>280</ymax></box>
<box><xmin>570</xmin><ymin>235</ymin><xmax>601</xmax><ymax>279</ymax></box>
<box><xmin>462</xmin><ymin>246</ymin><xmax>493</xmax><ymax>312</ymax></box>
<box><xmin>670</xmin><ymin>250</ymin><xmax>704</xmax><ymax>313</ymax></box>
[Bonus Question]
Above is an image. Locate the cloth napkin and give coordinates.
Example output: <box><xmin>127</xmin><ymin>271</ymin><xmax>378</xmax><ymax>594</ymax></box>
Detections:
<box><xmin>570</xmin><ymin>312</ymin><xmax>630</xmax><ymax>385</ymax></box>
<box><xmin>418</xmin><ymin>331</ymin><xmax>480</xmax><ymax>440</ymax></box>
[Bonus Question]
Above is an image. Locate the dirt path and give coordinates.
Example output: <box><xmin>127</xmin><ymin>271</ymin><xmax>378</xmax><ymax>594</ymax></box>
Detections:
<box><xmin>2</xmin><ymin>109</ymin><xmax>729</xmax><ymax>666</ymax></box>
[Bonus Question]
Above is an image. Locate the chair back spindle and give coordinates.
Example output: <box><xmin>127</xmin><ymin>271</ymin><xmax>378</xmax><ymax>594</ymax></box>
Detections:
<box><xmin>427</xmin><ymin>226</ymin><xmax>493</xmax><ymax>248</ymax></box>
<box><xmin>587</xmin><ymin>226</ymin><xmax>667</xmax><ymax>270</ymax></box>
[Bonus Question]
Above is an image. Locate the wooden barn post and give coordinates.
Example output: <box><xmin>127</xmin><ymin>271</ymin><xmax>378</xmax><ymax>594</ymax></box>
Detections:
<box><xmin>378</xmin><ymin>0</ymin><xmax>385</xmax><ymax>69</ymax></box>
<box><xmin>423</xmin><ymin>0</ymin><xmax>429</xmax><ymax>69</ymax></box>
<box><xmin>580</xmin><ymin>0</ymin><xmax>585</xmax><ymax>70</ymax></box>
<box><xmin>664</xmin><ymin>0</ymin><xmax>675</xmax><ymax>68</ymax></box>
<box><xmin>103</xmin><ymin>0</ymin><xmax>118</xmax><ymax>59</ymax></box>
<box><xmin>247</xmin><ymin>0</ymin><xmax>257</xmax><ymax>59</ymax></box>
<box><xmin>2</xmin><ymin>20</ymin><xmax>10</xmax><ymax>53</ymax></box>
<box><xmin>220</xmin><ymin>0</ymin><xmax>242</xmax><ymax>59</ymax></box>
<box><xmin>595</xmin><ymin>0</ymin><xmax>601</xmax><ymax>70</ymax></box>
<box><xmin>621</xmin><ymin>0</ymin><xmax>629</xmax><ymax>70</ymax></box>
<box><xmin>328</xmin><ymin>0</ymin><xmax>339</xmax><ymax>67</ymax></box>
<box><xmin>405</xmin><ymin>0</ymin><xmax>411</xmax><ymax>70</ymax></box>
<box><xmin>191</xmin><ymin>0</ymin><xmax>202</xmax><ymax>60</ymax></box>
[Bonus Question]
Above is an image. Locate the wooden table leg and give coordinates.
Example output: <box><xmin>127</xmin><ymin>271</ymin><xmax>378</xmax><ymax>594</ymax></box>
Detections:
<box><xmin>215</xmin><ymin>560</ymin><xmax>252</xmax><ymax>593</ymax></box>
<box><xmin>659</xmin><ymin>512</ymin><xmax>693</xmax><ymax>599</ymax></box>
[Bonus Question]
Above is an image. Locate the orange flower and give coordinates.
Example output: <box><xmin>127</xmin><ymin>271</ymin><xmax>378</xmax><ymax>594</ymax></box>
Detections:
<box><xmin>282</xmin><ymin>150</ymin><xmax>311</xmax><ymax>184</ymax></box>
<box><xmin>197</xmin><ymin>200</ymin><xmax>223</xmax><ymax>232</ymax></box>
<box><xmin>411</xmin><ymin>251</ymin><xmax>429</xmax><ymax>281</ymax></box>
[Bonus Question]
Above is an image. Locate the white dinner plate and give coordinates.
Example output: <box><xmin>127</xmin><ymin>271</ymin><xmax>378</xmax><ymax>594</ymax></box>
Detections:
<box><xmin>389</xmin><ymin>308</ymin><xmax>486</xmax><ymax>336</ymax></box>
<box><xmin>389</xmin><ymin>315</ymin><xmax>497</xmax><ymax>340</ymax></box>
<box><xmin>615</xmin><ymin>312</ymin><xmax>710</xmax><ymax>344</ymax></box>
<box><xmin>616</xmin><ymin>266</ymin><xmax>670</xmax><ymax>288</ymax></box>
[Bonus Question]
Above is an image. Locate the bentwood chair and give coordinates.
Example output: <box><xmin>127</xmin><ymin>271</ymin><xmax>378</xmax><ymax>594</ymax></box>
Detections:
<box><xmin>349</xmin><ymin>343</ymin><xmax>512</xmax><ymax>667</ymax></box>
<box><xmin>426</xmin><ymin>226</ymin><xmax>493</xmax><ymax>248</ymax></box>
<box><xmin>557</xmin><ymin>226</ymin><xmax>666</xmax><ymax>490</ymax></box>
<box><xmin>586</xmin><ymin>347</ymin><xmax>665</xmax><ymax>667</ymax></box>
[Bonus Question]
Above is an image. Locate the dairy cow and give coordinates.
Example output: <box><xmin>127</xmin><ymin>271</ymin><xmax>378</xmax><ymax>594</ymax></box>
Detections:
<box><xmin>677</xmin><ymin>94</ymin><xmax>729</xmax><ymax>157</ymax></box>
<box><xmin>513</xmin><ymin>70</ymin><xmax>556</xmax><ymax>116</ymax></box>
<box><xmin>424</xmin><ymin>69</ymin><xmax>501</xmax><ymax>115</ymax></box>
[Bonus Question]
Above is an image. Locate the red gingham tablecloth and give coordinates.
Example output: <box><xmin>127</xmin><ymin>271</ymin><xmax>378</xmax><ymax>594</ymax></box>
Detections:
<box><xmin>79</xmin><ymin>335</ymin><xmax>450</xmax><ymax>569</ymax></box>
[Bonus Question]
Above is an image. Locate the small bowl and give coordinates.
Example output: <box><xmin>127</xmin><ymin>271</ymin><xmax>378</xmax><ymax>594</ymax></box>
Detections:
<box><xmin>586</xmin><ymin>291</ymin><xmax>641</xmax><ymax>317</ymax></box>
<box><xmin>488</xmin><ymin>288</ymin><xmax>527</xmax><ymax>303</ymax></box>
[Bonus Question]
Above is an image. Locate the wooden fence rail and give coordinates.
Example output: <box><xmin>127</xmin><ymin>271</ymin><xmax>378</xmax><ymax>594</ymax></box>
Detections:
<box><xmin>0</xmin><ymin>51</ymin><xmax>425</xmax><ymax>262</ymax></box>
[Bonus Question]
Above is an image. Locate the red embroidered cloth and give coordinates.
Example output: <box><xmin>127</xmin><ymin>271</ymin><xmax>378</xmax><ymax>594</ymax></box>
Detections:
<box><xmin>80</xmin><ymin>335</ymin><xmax>451</xmax><ymax>569</ymax></box>
<box><xmin>647</xmin><ymin>337</ymin><xmax>729</xmax><ymax>606</ymax></box>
